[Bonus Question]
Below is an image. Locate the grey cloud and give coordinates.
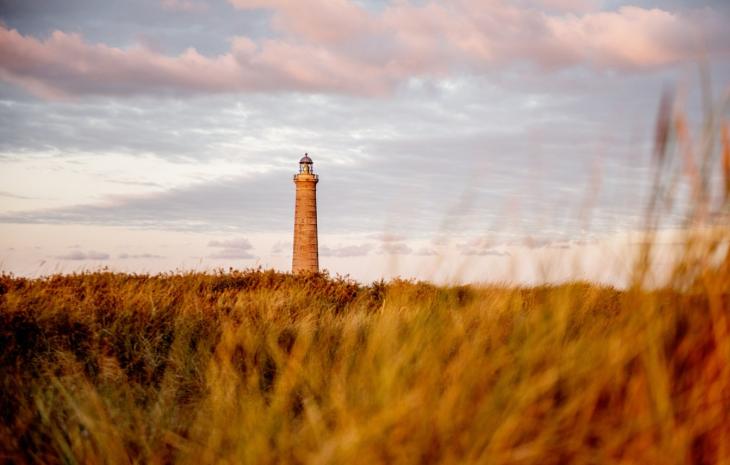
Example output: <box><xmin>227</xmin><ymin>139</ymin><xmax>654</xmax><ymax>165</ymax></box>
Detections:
<box><xmin>208</xmin><ymin>250</ymin><xmax>255</xmax><ymax>259</ymax></box>
<box><xmin>320</xmin><ymin>244</ymin><xmax>373</xmax><ymax>257</ymax></box>
<box><xmin>208</xmin><ymin>236</ymin><xmax>255</xmax><ymax>259</ymax></box>
<box><xmin>0</xmin><ymin>171</ymin><xmax>291</xmax><ymax>231</ymax></box>
<box><xmin>0</xmin><ymin>153</ymin><xmax>464</xmax><ymax>234</ymax></box>
<box><xmin>118</xmin><ymin>253</ymin><xmax>165</xmax><ymax>259</ymax></box>
<box><xmin>208</xmin><ymin>238</ymin><xmax>253</xmax><ymax>249</ymax></box>
<box><xmin>270</xmin><ymin>241</ymin><xmax>291</xmax><ymax>255</ymax></box>
<box><xmin>0</xmin><ymin>63</ymin><xmax>725</xmax><ymax>239</ymax></box>
<box><xmin>161</xmin><ymin>0</ymin><xmax>208</xmax><ymax>13</ymax></box>
<box><xmin>457</xmin><ymin>238</ymin><xmax>511</xmax><ymax>256</ymax></box>
<box><xmin>0</xmin><ymin>94</ymin><xmax>288</xmax><ymax>161</ymax></box>
<box><xmin>1</xmin><ymin>0</ymin><xmax>268</xmax><ymax>55</ymax></box>
<box><xmin>55</xmin><ymin>250</ymin><xmax>110</xmax><ymax>260</ymax></box>
<box><xmin>378</xmin><ymin>243</ymin><xmax>413</xmax><ymax>255</ymax></box>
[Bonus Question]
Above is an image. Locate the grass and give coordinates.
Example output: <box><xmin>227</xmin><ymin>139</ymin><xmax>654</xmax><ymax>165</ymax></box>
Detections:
<box><xmin>1</xmin><ymin>260</ymin><xmax>729</xmax><ymax>464</ymax></box>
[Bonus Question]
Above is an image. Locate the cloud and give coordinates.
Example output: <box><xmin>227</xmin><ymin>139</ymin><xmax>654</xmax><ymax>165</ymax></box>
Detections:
<box><xmin>55</xmin><ymin>250</ymin><xmax>110</xmax><ymax>260</ymax></box>
<box><xmin>476</xmin><ymin>250</ymin><xmax>511</xmax><ymax>256</ymax></box>
<box><xmin>109</xmin><ymin>180</ymin><xmax>165</xmax><ymax>188</ymax></box>
<box><xmin>519</xmin><ymin>237</ymin><xmax>555</xmax><ymax>249</ymax></box>
<box><xmin>320</xmin><ymin>243</ymin><xmax>373</xmax><ymax>257</ymax></box>
<box><xmin>457</xmin><ymin>238</ymin><xmax>511</xmax><ymax>256</ymax></box>
<box><xmin>0</xmin><ymin>190</ymin><xmax>37</xmax><ymax>200</ymax></box>
<box><xmin>208</xmin><ymin>238</ymin><xmax>253</xmax><ymax>249</ymax></box>
<box><xmin>460</xmin><ymin>247</ymin><xmax>511</xmax><ymax>257</ymax></box>
<box><xmin>514</xmin><ymin>237</ymin><xmax>576</xmax><ymax>249</ymax></box>
<box><xmin>1</xmin><ymin>2</ymin><xmax>726</xmax><ymax>98</ymax></box>
<box><xmin>208</xmin><ymin>250</ymin><xmax>255</xmax><ymax>259</ymax></box>
<box><xmin>370</xmin><ymin>233</ymin><xmax>407</xmax><ymax>242</ymax></box>
<box><xmin>0</xmin><ymin>170</ymin><xmax>293</xmax><ymax>231</ymax></box>
<box><xmin>528</xmin><ymin>0</ymin><xmax>599</xmax><ymax>13</ymax></box>
<box><xmin>270</xmin><ymin>241</ymin><xmax>291</xmax><ymax>255</ymax></box>
<box><xmin>233</xmin><ymin>240</ymin><xmax>386</xmax><ymax>258</ymax></box>
<box><xmin>415</xmin><ymin>247</ymin><xmax>438</xmax><ymax>256</ymax></box>
<box><xmin>570</xmin><ymin>238</ymin><xmax>598</xmax><ymax>246</ymax></box>
<box><xmin>366</xmin><ymin>229</ymin><xmax>417</xmax><ymax>255</ymax></box>
<box><xmin>208</xmin><ymin>237</ymin><xmax>255</xmax><ymax>259</ymax></box>
<box><xmin>228</xmin><ymin>0</ymin><xmax>373</xmax><ymax>44</ymax></box>
<box><xmin>161</xmin><ymin>0</ymin><xmax>208</xmax><ymax>12</ymax></box>
<box><xmin>118</xmin><ymin>252</ymin><xmax>165</xmax><ymax>259</ymax></box>
<box><xmin>0</xmin><ymin>63</ymin><xmax>705</xmax><ymax>240</ymax></box>
<box><xmin>379</xmin><ymin>242</ymin><xmax>413</xmax><ymax>255</ymax></box>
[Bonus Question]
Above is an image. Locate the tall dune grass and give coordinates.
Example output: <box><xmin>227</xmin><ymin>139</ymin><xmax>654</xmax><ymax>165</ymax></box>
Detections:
<box><xmin>1</xmin><ymin>267</ymin><xmax>729</xmax><ymax>464</ymax></box>
<box><xmin>1</xmin><ymin>88</ymin><xmax>730</xmax><ymax>464</ymax></box>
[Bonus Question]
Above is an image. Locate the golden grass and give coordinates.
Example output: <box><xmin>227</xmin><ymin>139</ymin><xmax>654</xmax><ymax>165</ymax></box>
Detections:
<box><xmin>1</xmin><ymin>259</ymin><xmax>729</xmax><ymax>464</ymax></box>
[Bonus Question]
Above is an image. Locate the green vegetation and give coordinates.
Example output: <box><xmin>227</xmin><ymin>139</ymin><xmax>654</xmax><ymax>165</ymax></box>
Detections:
<box><xmin>1</xmin><ymin>260</ymin><xmax>729</xmax><ymax>464</ymax></box>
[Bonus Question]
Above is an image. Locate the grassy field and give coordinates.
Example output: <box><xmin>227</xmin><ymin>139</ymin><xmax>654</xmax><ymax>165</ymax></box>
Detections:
<box><xmin>1</xmin><ymin>254</ymin><xmax>729</xmax><ymax>464</ymax></box>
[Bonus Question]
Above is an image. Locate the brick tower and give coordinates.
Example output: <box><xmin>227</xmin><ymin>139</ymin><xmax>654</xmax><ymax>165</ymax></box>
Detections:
<box><xmin>292</xmin><ymin>153</ymin><xmax>319</xmax><ymax>273</ymax></box>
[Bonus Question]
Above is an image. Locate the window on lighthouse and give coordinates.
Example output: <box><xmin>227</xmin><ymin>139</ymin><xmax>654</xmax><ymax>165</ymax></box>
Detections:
<box><xmin>300</xmin><ymin>163</ymin><xmax>311</xmax><ymax>174</ymax></box>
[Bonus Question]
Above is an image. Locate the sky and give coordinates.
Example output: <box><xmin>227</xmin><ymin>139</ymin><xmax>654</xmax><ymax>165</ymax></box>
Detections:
<box><xmin>0</xmin><ymin>0</ymin><xmax>729</xmax><ymax>286</ymax></box>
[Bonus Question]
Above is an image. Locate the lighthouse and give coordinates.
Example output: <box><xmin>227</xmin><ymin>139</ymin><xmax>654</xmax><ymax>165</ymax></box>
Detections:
<box><xmin>292</xmin><ymin>153</ymin><xmax>319</xmax><ymax>273</ymax></box>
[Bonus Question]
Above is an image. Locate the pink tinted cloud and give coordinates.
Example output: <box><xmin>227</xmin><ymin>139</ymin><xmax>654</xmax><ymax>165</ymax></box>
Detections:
<box><xmin>229</xmin><ymin>0</ymin><xmax>373</xmax><ymax>43</ymax></box>
<box><xmin>543</xmin><ymin>7</ymin><xmax>697</xmax><ymax>69</ymax></box>
<box><xmin>0</xmin><ymin>1</ymin><xmax>726</xmax><ymax>98</ymax></box>
<box><xmin>0</xmin><ymin>28</ymin><xmax>244</xmax><ymax>98</ymax></box>
<box><xmin>0</xmin><ymin>27</ymin><xmax>387</xmax><ymax>97</ymax></box>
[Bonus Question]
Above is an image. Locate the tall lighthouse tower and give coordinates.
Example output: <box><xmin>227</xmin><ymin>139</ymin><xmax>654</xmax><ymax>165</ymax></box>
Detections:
<box><xmin>292</xmin><ymin>153</ymin><xmax>319</xmax><ymax>273</ymax></box>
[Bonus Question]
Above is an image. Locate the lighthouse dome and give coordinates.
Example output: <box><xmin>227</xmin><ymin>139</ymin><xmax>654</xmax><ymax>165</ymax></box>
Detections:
<box><xmin>300</xmin><ymin>153</ymin><xmax>313</xmax><ymax>164</ymax></box>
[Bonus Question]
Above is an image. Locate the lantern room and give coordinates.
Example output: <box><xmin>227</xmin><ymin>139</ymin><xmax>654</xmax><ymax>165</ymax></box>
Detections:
<box><xmin>299</xmin><ymin>153</ymin><xmax>314</xmax><ymax>174</ymax></box>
